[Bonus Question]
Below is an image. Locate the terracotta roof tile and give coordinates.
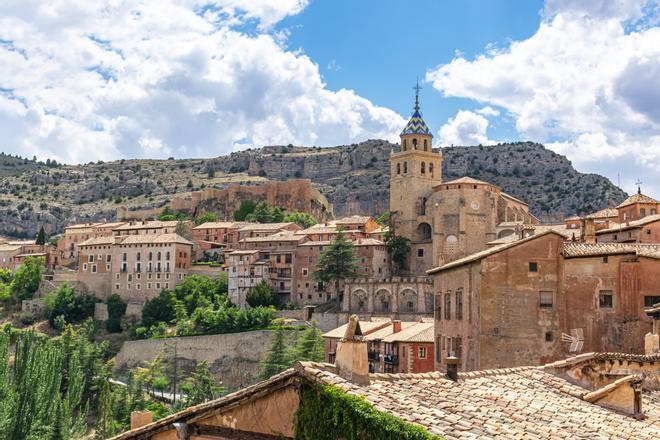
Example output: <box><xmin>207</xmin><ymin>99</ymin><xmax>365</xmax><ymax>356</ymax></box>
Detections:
<box><xmin>616</xmin><ymin>193</ymin><xmax>659</xmax><ymax>208</ymax></box>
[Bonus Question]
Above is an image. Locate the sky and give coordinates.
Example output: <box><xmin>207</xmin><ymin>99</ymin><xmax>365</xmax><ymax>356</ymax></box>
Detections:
<box><xmin>0</xmin><ymin>0</ymin><xmax>659</xmax><ymax>197</ymax></box>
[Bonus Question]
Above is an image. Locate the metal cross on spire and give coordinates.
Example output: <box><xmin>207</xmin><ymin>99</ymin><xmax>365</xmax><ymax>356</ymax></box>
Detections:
<box><xmin>413</xmin><ymin>78</ymin><xmax>422</xmax><ymax>111</ymax></box>
<box><xmin>635</xmin><ymin>179</ymin><xmax>643</xmax><ymax>194</ymax></box>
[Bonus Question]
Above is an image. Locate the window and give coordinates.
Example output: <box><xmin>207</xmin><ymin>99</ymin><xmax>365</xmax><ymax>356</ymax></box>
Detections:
<box><xmin>136</xmin><ymin>283</ymin><xmax>141</xmax><ymax>290</ymax></box>
<box><xmin>429</xmin><ymin>163</ymin><xmax>434</xmax><ymax>176</ymax></box>
<box><xmin>603</xmin><ymin>256</ymin><xmax>608</xmax><ymax>263</ymax></box>
<box><xmin>599</xmin><ymin>290</ymin><xmax>613</xmax><ymax>308</ymax></box>
<box><xmin>397</xmin><ymin>163</ymin><xmax>401</xmax><ymax>175</ymax></box>
<box><xmin>106</xmin><ymin>264</ymin><xmax>111</xmax><ymax>271</ymax></box>
<box><xmin>91</xmin><ymin>265</ymin><xmax>97</xmax><ymax>273</ymax></box>
<box><xmin>148</xmin><ymin>282</ymin><xmax>152</xmax><ymax>289</ymax></box>
<box><xmin>455</xmin><ymin>337</ymin><xmax>463</xmax><ymax>358</ymax></box>
<box><xmin>106</xmin><ymin>255</ymin><xmax>112</xmax><ymax>262</ymax></box>
<box><xmin>418</xmin><ymin>347</ymin><xmax>427</xmax><ymax>359</ymax></box>
<box><xmin>82</xmin><ymin>263</ymin><xmax>88</xmax><ymax>271</ymax></box>
<box><xmin>417</xmin><ymin>248</ymin><xmax>424</xmax><ymax>257</ymax></box>
<box><xmin>539</xmin><ymin>290</ymin><xmax>553</xmax><ymax>308</ymax></box>
<box><xmin>435</xmin><ymin>300</ymin><xmax>442</xmax><ymax>321</ymax></box>
<box><xmin>115</xmin><ymin>284</ymin><xmax>120</xmax><ymax>290</ymax></box>
<box><xmin>285</xmin><ymin>254</ymin><xmax>292</xmax><ymax>264</ymax></box>
<box><xmin>423</xmin><ymin>139</ymin><xmax>428</xmax><ymax>150</ymax></box>
<box><xmin>641</xmin><ymin>208</ymin><xmax>646</xmax><ymax>217</ymax></box>
<box><xmin>88</xmin><ymin>255</ymin><xmax>94</xmax><ymax>263</ymax></box>
<box><xmin>421</xmin><ymin>162</ymin><xmax>425</xmax><ymax>174</ymax></box>
<box><xmin>529</xmin><ymin>262</ymin><xmax>538</xmax><ymax>272</ymax></box>
<box><xmin>445</xmin><ymin>235</ymin><xmax>458</xmax><ymax>254</ymax></box>
<box><xmin>403</xmin><ymin>161</ymin><xmax>408</xmax><ymax>174</ymax></box>
<box><xmin>436</xmin><ymin>336</ymin><xmax>442</xmax><ymax>362</ymax></box>
<box><xmin>644</xmin><ymin>296</ymin><xmax>660</xmax><ymax>307</ymax></box>
<box><xmin>444</xmin><ymin>293</ymin><xmax>451</xmax><ymax>320</ymax></box>
<box><xmin>456</xmin><ymin>289</ymin><xmax>463</xmax><ymax>320</ymax></box>
<box><xmin>545</xmin><ymin>332</ymin><xmax>553</xmax><ymax>342</ymax></box>
<box><xmin>647</xmin><ymin>229</ymin><xmax>652</xmax><ymax>235</ymax></box>
<box><xmin>115</xmin><ymin>273</ymin><xmax>120</xmax><ymax>280</ymax></box>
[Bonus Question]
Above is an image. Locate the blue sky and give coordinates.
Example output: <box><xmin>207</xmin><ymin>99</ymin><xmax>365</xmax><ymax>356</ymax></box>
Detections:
<box><xmin>280</xmin><ymin>0</ymin><xmax>543</xmax><ymax>140</ymax></box>
<box><xmin>0</xmin><ymin>0</ymin><xmax>659</xmax><ymax>198</ymax></box>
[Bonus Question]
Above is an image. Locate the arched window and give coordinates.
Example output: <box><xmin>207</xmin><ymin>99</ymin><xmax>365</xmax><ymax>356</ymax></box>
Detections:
<box><xmin>157</xmin><ymin>252</ymin><xmax>161</xmax><ymax>260</ymax></box>
<box><xmin>397</xmin><ymin>163</ymin><xmax>401</xmax><ymax>175</ymax></box>
<box><xmin>429</xmin><ymin>163</ymin><xmax>434</xmax><ymax>176</ymax></box>
<box><xmin>412</xmin><ymin>138</ymin><xmax>418</xmax><ymax>149</ymax></box>
<box><xmin>420</xmin><ymin>197</ymin><xmax>427</xmax><ymax>216</ymax></box>
<box><xmin>423</xmin><ymin>139</ymin><xmax>428</xmax><ymax>151</ymax></box>
<box><xmin>402</xmin><ymin>139</ymin><xmax>407</xmax><ymax>151</ymax></box>
<box><xmin>445</xmin><ymin>235</ymin><xmax>458</xmax><ymax>254</ymax></box>
<box><xmin>417</xmin><ymin>222</ymin><xmax>431</xmax><ymax>241</ymax></box>
<box><xmin>403</xmin><ymin>162</ymin><xmax>408</xmax><ymax>174</ymax></box>
<box><xmin>421</xmin><ymin>162</ymin><xmax>426</xmax><ymax>174</ymax></box>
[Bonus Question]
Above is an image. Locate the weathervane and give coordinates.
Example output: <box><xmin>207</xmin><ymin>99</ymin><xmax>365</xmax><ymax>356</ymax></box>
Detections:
<box><xmin>413</xmin><ymin>78</ymin><xmax>422</xmax><ymax>111</ymax></box>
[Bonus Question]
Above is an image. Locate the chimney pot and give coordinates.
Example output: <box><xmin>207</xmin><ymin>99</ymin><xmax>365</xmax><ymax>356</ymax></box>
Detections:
<box><xmin>392</xmin><ymin>320</ymin><xmax>402</xmax><ymax>333</ymax></box>
<box><xmin>335</xmin><ymin>315</ymin><xmax>369</xmax><ymax>385</ymax></box>
<box><xmin>130</xmin><ymin>410</ymin><xmax>153</xmax><ymax>430</ymax></box>
<box><xmin>446</xmin><ymin>356</ymin><xmax>460</xmax><ymax>381</ymax></box>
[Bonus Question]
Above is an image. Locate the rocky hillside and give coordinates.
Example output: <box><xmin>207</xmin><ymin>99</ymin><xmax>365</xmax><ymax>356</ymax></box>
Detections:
<box><xmin>0</xmin><ymin>140</ymin><xmax>626</xmax><ymax>238</ymax></box>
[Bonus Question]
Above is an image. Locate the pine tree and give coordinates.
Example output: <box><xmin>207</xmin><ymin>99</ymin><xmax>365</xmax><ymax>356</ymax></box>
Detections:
<box><xmin>287</xmin><ymin>321</ymin><xmax>325</xmax><ymax>364</ymax></box>
<box><xmin>36</xmin><ymin>226</ymin><xmax>47</xmax><ymax>245</ymax></box>
<box><xmin>314</xmin><ymin>230</ymin><xmax>360</xmax><ymax>298</ymax></box>
<box><xmin>259</xmin><ymin>327</ymin><xmax>290</xmax><ymax>380</ymax></box>
<box><xmin>182</xmin><ymin>361</ymin><xmax>223</xmax><ymax>406</ymax></box>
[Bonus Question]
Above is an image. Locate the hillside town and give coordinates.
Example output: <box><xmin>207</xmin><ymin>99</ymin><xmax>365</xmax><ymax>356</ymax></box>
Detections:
<box><xmin>0</xmin><ymin>90</ymin><xmax>657</xmax><ymax>438</ymax></box>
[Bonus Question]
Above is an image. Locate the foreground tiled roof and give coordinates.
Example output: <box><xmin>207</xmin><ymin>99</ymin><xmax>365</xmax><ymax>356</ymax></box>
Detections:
<box><xmin>442</xmin><ymin>176</ymin><xmax>493</xmax><ymax>186</ymax></box>
<box><xmin>322</xmin><ymin>320</ymin><xmax>391</xmax><ymax>339</ymax></box>
<box><xmin>240</xmin><ymin>232</ymin><xmax>304</xmax><ymax>243</ymax></box>
<box><xmin>616</xmin><ymin>192</ymin><xmax>659</xmax><ymax>208</ymax></box>
<box><xmin>381</xmin><ymin>322</ymin><xmax>434</xmax><ymax>343</ymax></box>
<box><xmin>596</xmin><ymin>213</ymin><xmax>660</xmax><ymax>233</ymax></box>
<box><xmin>562</xmin><ymin>242</ymin><xmax>660</xmax><ymax>259</ymax></box>
<box><xmin>296</xmin><ymin>362</ymin><xmax>660</xmax><ymax>440</ymax></box>
<box><xmin>113</xmin><ymin>353</ymin><xmax>660</xmax><ymax>440</ymax></box>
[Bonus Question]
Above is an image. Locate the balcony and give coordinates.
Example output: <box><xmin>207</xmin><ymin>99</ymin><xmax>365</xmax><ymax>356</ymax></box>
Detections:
<box><xmin>383</xmin><ymin>354</ymin><xmax>399</xmax><ymax>365</ymax></box>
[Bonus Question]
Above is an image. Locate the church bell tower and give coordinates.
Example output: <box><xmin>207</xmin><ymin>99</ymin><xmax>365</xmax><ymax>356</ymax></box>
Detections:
<box><xmin>389</xmin><ymin>82</ymin><xmax>443</xmax><ymax>274</ymax></box>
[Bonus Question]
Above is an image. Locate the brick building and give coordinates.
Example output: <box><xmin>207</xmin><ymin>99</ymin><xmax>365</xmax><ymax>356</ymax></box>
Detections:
<box><xmin>429</xmin><ymin>232</ymin><xmax>660</xmax><ymax>372</ymax></box>
<box><xmin>294</xmin><ymin>238</ymin><xmax>390</xmax><ymax>305</ymax></box>
<box><xmin>225</xmin><ymin>250</ymin><xmax>268</xmax><ymax>307</ymax></box>
<box><xmin>192</xmin><ymin>221</ymin><xmax>247</xmax><ymax>251</ymax></box>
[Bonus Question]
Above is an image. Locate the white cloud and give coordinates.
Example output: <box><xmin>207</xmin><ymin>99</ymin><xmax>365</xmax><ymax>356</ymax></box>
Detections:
<box><xmin>0</xmin><ymin>0</ymin><xmax>404</xmax><ymax>163</ymax></box>
<box><xmin>476</xmin><ymin>106</ymin><xmax>500</xmax><ymax>117</ymax></box>
<box><xmin>438</xmin><ymin>110</ymin><xmax>494</xmax><ymax>146</ymax></box>
<box><xmin>426</xmin><ymin>1</ymin><xmax>660</xmax><ymax>196</ymax></box>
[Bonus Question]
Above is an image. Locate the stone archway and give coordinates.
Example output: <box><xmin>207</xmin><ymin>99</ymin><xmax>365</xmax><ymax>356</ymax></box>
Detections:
<box><xmin>350</xmin><ymin>288</ymin><xmax>368</xmax><ymax>312</ymax></box>
<box><xmin>374</xmin><ymin>289</ymin><xmax>392</xmax><ymax>314</ymax></box>
<box><xmin>399</xmin><ymin>288</ymin><xmax>418</xmax><ymax>313</ymax></box>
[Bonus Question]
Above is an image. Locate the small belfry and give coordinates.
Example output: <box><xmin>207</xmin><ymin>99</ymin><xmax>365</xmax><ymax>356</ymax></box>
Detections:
<box><xmin>390</xmin><ymin>81</ymin><xmax>443</xmax><ymax>273</ymax></box>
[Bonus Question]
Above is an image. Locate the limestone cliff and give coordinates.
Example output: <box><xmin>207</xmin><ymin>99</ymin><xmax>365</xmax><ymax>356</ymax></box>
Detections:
<box><xmin>0</xmin><ymin>140</ymin><xmax>627</xmax><ymax>238</ymax></box>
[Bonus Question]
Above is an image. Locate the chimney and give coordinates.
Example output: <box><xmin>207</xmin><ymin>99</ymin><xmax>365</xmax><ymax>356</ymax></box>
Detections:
<box><xmin>644</xmin><ymin>303</ymin><xmax>660</xmax><ymax>355</ymax></box>
<box><xmin>130</xmin><ymin>410</ymin><xmax>153</xmax><ymax>430</ymax></box>
<box><xmin>392</xmin><ymin>320</ymin><xmax>402</xmax><ymax>333</ymax></box>
<box><xmin>446</xmin><ymin>356</ymin><xmax>460</xmax><ymax>381</ymax></box>
<box><xmin>584</xmin><ymin>217</ymin><xmax>596</xmax><ymax>244</ymax></box>
<box><xmin>334</xmin><ymin>315</ymin><xmax>369</xmax><ymax>385</ymax></box>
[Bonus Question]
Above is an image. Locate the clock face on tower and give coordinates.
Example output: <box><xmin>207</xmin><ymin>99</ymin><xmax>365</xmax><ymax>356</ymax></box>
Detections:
<box><xmin>471</xmin><ymin>200</ymin><xmax>480</xmax><ymax>211</ymax></box>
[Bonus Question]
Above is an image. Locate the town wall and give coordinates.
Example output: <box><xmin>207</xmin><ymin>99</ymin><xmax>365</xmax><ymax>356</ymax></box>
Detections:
<box><xmin>114</xmin><ymin>330</ymin><xmax>296</xmax><ymax>390</ymax></box>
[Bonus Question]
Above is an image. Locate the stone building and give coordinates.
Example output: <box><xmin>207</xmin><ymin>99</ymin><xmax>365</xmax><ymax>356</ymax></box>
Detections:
<box><xmin>225</xmin><ymin>250</ymin><xmax>269</xmax><ymax>308</ymax></box>
<box><xmin>191</xmin><ymin>221</ymin><xmax>247</xmax><ymax>251</ymax></box>
<box><xmin>429</xmin><ymin>232</ymin><xmax>660</xmax><ymax>372</ymax></box>
<box><xmin>77</xmin><ymin>233</ymin><xmax>193</xmax><ymax>302</ymax></box>
<box><xmin>615</xmin><ymin>190</ymin><xmax>659</xmax><ymax>223</ymax></box>
<box><xmin>236</xmin><ymin>222</ymin><xmax>301</xmax><ymax>241</ymax></box>
<box><xmin>389</xmin><ymin>90</ymin><xmax>537</xmax><ymax>276</ymax></box>
<box><xmin>294</xmin><ymin>238</ymin><xmax>390</xmax><ymax>305</ymax></box>
<box><xmin>323</xmin><ymin>319</ymin><xmax>435</xmax><ymax>374</ymax></box>
<box><xmin>342</xmin><ymin>276</ymin><xmax>434</xmax><ymax>316</ymax></box>
<box><xmin>58</xmin><ymin>221</ymin><xmax>126</xmax><ymax>264</ymax></box>
<box><xmin>596</xmin><ymin>214</ymin><xmax>660</xmax><ymax>243</ymax></box>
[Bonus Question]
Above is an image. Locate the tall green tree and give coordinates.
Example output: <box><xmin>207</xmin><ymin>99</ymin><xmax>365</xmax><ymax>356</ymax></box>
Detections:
<box><xmin>287</xmin><ymin>322</ymin><xmax>325</xmax><ymax>364</ymax></box>
<box><xmin>36</xmin><ymin>226</ymin><xmax>47</xmax><ymax>245</ymax></box>
<box><xmin>379</xmin><ymin>211</ymin><xmax>410</xmax><ymax>275</ymax></box>
<box><xmin>314</xmin><ymin>230</ymin><xmax>359</xmax><ymax>299</ymax></box>
<box><xmin>246</xmin><ymin>281</ymin><xmax>277</xmax><ymax>308</ymax></box>
<box><xmin>233</xmin><ymin>200</ymin><xmax>256</xmax><ymax>221</ymax></box>
<box><xmin>11</xmin><ymin>256</ymin><xmax>44</xmax><ymax>301</ymax></box>
<box><xmin>283</xmin><ymin>211</ymin><xmax>316</xmax><ymax>229</ymax></box>
<box><xmin>181</xmin><ymin>361</ymin><xmax>223</xmax><ymax>406</ymax></box>
<box><xmin>259</xmin><ymin>327</ymin><xmax>290</xmax><ymax>380</ymax></box>
<box><xmin>193</xmin><ymin>211</ymin><xmax>218</xmax><ymax>226</ymax></box>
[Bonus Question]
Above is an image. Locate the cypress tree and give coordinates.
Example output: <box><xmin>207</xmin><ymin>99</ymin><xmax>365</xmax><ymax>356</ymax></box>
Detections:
<box><xmin>36</xmin><ymin>226</ymin><xmax>47</xmax><ymax>245</ymax></box>
<box><xmin>259</xmin><ymin>327</ymin><xmax>290</xmax><ymax>380</ymax></box>
<box><xmin>314</xmin><ymin>230</ymin><xmax>360</xmax><ymax>298</ymax></box>
<box><xmin>287</xmin><ymin>321</ymin><xmax>325</xmax><ymax>364</ymax></box>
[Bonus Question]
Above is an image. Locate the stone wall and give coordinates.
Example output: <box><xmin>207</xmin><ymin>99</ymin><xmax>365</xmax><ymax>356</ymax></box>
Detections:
<box><xmin>114</xmin><ymin>330</ymin><xmax>295</xmax><ymax>390</ymax></box>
